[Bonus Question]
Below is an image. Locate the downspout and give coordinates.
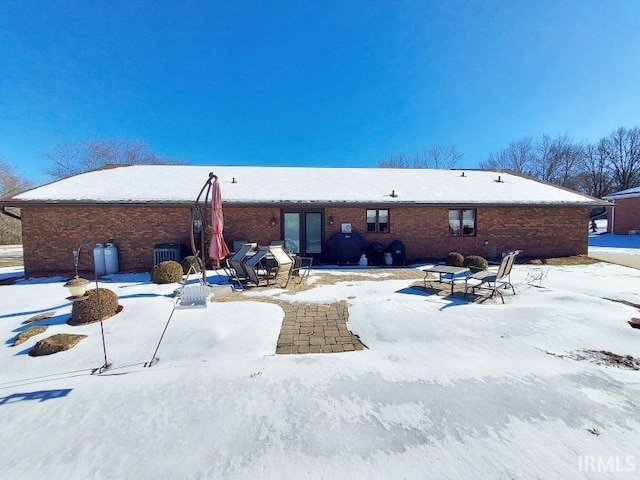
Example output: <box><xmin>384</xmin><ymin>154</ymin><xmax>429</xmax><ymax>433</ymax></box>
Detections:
<box><xmin>610</xmin><ymin>199</ymin><xmax>615</xmax><ymax>234</ymax></box>
<box><xmin>1</xmin><ymin>206</ymin><xmax>21</xmax><ymax>220</ymax></box>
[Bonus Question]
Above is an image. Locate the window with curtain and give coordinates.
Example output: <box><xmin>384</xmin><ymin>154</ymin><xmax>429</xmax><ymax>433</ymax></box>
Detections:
<box><xmin>366</xmin><ymin>209</ymin><xmax>390</xmax><ymax>233</ymax></box>
<box><xmin>448</xmin><ymin>209</ymin><xmax>476</xmax><ymax>236</ymax></box>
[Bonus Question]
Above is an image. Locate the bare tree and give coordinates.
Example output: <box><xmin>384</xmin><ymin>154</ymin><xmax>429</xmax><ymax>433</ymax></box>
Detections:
<box><xmin>574</xmin><ymin>141</ymin><xmax>611</xmax><ymax>198</ymax></box>
<box><xmin>412</xmin><ymin>144</ymin><xmax>462</xmax><ymax>169</ymax></box>
<box><xmin>533</xmin><ymin>133</ymin><xmax>582</xmax><ymax>188</ymax></box>
<box><xmin>0</xmin><ymin>160</ymin><xmax>32</xmax><ymax>199</ymax></box>
<box><xmin>379</xmin><ymin>144</ymin><xmax>461</xmax><ymax>169</ymax></box>
<box><xmin>480</xmin><ymin>137</ymin><xmax>536</xmax><ymax>174</ymax></box>
<box><xmin>43</xmin><ymin>138</ymin><xmax>180</xmax><ymax>179</ymax></box>
<box><xmin>0</xmin><ymin>158</ymin><xmax>33</xmax><ymax>244</ymax></box>
<box><xmin>599</xmin><ymin>126</ymin><xmax>640</xmax><ymax>192</ymax></box>
<box><xmin>378</xmin><ymin>154</ymin><xmax>413</xmax><ymax>168</ymax></box>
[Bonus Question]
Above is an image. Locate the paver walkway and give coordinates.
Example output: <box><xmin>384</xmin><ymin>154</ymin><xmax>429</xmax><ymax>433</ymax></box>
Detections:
<box><xmin>274</xmin><ymin>300</ymin><xmax>363</xmax><ymax>354</ymax></box>
<box><xmin>212</xmin><ymin>294</ymin><xmax>364</xmax><ymax>354</ymax></box>
<box><xmin>212</xmin><ymin>267</ymin><xmax>426</xmax><ymax>354</ymax></box>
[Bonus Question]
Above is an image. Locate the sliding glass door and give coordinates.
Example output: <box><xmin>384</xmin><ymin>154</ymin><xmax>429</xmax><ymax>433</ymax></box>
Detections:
<box><xmin>283</xmin><ymin>210</ymin><xmax>323</xmax><ymax>257</ymax></box>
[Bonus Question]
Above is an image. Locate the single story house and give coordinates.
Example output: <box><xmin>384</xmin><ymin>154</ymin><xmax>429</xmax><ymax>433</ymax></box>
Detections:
<box><xmin>2</xmin><ymin>165</ymin><xmax>608</xmax><ymax>275</ymax></box>
<box><xmin>603</xmin><ymin>186</ymin><xmax>640</xmax><ymax>235</ymax></box>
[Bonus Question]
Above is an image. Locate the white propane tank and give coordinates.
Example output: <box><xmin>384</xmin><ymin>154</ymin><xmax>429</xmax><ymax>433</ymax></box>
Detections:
<box><xmin>93</xmin><ymin>244</ymin><xmax>106</xmax><ymax>276</ymax></box>
<box><xmin>104</xmin><ymin>242</ymin><xmax>119</xmax><ymax>274</ymax></box>
<box><xmin>384</xmin><ymin>252</ymin><xmax>393</xmax><ymax>266</ymax></box>
<box><xmin>359</xmin><ymin>254</ymin><xmax>368</xmax><ymax>266</ymax></box>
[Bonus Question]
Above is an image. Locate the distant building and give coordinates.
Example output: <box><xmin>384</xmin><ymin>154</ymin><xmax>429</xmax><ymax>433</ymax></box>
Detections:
<box><xmin>1</xmin><ymin>165</ymin><xmax>607</xmax><ymax>275</ymax></box>
<box><xmin>604</xmin><ymin>186</ymin><xmax>640</xmax><ymax>235</ymax></box>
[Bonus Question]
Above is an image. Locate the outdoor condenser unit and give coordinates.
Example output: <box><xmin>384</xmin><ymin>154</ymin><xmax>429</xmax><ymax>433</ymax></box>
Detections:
<box><xmin>153</xmin><ymin>243</ymin><xmax>185</xmax><ymax>265</ymax></box>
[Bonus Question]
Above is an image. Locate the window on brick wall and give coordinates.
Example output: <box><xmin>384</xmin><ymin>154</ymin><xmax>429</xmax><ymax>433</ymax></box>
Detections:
<box><xmin>449</xmin><ymin>209</ymin><xmax>476</xmax><ymax>236</ymax></box>
<box><xmin>367</xmin><ymin>209</ymin><xmax>390</xmax><ymax>233</ymax></box>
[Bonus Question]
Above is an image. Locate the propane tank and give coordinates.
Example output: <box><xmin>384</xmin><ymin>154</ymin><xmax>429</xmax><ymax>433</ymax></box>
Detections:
<box><xmin>104</xmin><ymin>242</ymin><xmax>119</xmax><ymax>274</ymax></box>
<box><xmin>93</xmin><ymin>244</ymin><xmax>106</xmax><ymax>276</ymax></box>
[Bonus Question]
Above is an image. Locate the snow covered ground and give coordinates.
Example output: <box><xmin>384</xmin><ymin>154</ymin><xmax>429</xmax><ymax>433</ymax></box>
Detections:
<box><xmin>2</xmin><ymin>242</ymin><xmax>640</xmax><ymax>478</ymax></box>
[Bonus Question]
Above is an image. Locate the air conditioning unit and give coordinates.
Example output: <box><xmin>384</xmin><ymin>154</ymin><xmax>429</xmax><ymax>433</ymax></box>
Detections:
<box><xmin>153</xmin><ymin>243</ymin><xmax>186</xmax><ymax>265</ymax></box>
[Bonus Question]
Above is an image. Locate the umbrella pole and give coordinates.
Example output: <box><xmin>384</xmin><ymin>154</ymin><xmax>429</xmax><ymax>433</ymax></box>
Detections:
<box><xmin>190</xmin><ymin>173</ymin><xmax>225</xmax><ymax>286</ymax></box>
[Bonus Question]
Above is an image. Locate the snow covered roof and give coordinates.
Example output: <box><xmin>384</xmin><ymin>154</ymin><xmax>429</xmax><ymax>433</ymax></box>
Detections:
<box><xmin>9</xmin><ymin>165</ymin><xmax>605</xmax><ymax>206</ymax></box>
<box><xmin>603</xmin><ymin>186</ymin><xmax>640</xmax><ymax>199</ymax></box>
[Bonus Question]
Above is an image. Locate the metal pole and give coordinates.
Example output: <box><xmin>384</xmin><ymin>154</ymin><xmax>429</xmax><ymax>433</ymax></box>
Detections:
<box><xmin>77</xmin><ymin>243</ymin><xmax>110</xmax><ymax>374</ymax></box>
<box><xmin>145</xmin><ymin>303</ymin><xmax>177</xmax><ymax>368</ymax></box>
<box><xmin>190</xmin><ymin>172</ymin><xmax>219</xmax><ymax>286</ymax></box>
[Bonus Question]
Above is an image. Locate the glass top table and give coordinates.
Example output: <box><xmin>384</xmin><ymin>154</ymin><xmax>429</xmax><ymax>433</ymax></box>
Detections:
<box><xmin>423</xmin><ymin>266</ymin><xmax>470</xmax><ymax>295</ymax></box>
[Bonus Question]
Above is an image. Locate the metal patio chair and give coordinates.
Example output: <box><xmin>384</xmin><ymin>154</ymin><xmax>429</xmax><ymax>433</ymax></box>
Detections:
<box><xmin>288</xmin><ymin>255</ymin><xmax>313</xmax><ymax>286</ymax></box>
<box><xmin>464</xmin><ymin>250</ymin><xmax>522</xmax><ymax>303</ymax></box>
<box><xmin>243</xmin><ymin>246</ymin><xmax>271</xmax><ymax>286</ymax></box>
<box><xmin>266</xmin><ymin>245</ymin><xmax>295</xmax><ymax>287</ymax></box>
<box><xmin>225</xmin><ymin>242</ymin><xmax>257</xmax><ymax>290</ymax></box>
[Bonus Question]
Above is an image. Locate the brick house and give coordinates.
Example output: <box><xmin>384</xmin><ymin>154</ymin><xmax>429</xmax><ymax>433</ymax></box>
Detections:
<box><xmin>2</xmin><ymin>165</ymin><xmax>607</xmax><ymax>275</ymax></box>
<box><xmin>604</xmin><ymin>187</ymin><xmax>640</xmax><ymax>235</ymax></box>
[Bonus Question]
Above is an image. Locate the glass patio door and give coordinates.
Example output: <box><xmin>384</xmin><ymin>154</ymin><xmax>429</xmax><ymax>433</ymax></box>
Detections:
<box><xmin>283</xmin><ymin>211</ymin><xmax>323</xmax><ymax>256</ymax></box>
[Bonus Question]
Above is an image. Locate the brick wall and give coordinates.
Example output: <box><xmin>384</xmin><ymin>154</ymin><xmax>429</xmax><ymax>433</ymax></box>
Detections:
<box><xmin>325</xmin><ymin>205</ymin><xmax>589</xmax><ymax>262</ymax></box>
<box><xmin>607</xmin><ymin>197</ymin><xmax>640</xmax><ymax>234</ymax></box>
<box><xmin>21</xmin><ymin>205</ymin><xmax>285</xmax><ymax>275</ymax></box>
<box><xmin>20</xmin><ymin>203</ymin><xmax>590</xmax><ymax>275</ymax></box>
<box><xmin>22</xmin><ymin>205</ymin><xmax>194</xmax><ymax>274</ymax></box>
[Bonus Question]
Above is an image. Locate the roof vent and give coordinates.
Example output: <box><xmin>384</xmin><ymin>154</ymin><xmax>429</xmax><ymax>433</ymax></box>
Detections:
<box><xmin>231</xmin><ymin>177</ymin><xmax>238</xmax><ymax>184</ymax></box>
<box><xmin>460</xmin><ymin>172</ymin><xmax>466</xmax><ymax>177</ymax></box>
<box><xmin>495</xmin><ymin>175</ymin><xmax>503</xmax><ymax>183</ymax></box>
<box><xmin>390</xmin><ymin>190</ymin><xmax>398</xmax><ymax>198</ymax></box>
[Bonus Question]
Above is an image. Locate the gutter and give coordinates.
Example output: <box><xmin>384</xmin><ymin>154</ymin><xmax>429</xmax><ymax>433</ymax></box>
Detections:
<box><xmin>1</xmin><ymin>206</ymin><xmax>21</xmax><ymax>220</ymax></box>
<box><xmin>1</xmin><ymin>198</ymin><xmax>612</xmax><ymax>208</ymax></box>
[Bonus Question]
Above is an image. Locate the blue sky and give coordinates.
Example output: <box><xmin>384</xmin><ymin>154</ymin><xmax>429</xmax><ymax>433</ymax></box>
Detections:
<box><xmin>1</xmin><ymin>0</ymin><xmax>639</xmax><ymax>185</ymax></box>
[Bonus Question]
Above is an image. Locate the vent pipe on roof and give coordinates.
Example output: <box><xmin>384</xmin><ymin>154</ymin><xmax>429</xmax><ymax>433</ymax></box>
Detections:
<box><xmin>495</xmin><ymin>175</ymin><xmax>503</xmax><ymax>183</ymax></box>
<box><xmin>390</xmin><ymin>190</ymin><xmax>397</xmax><ymax>198</ymax></box>
<box><xmin>231</xmin><ymin>177</ymin><xmax>237</xmax><ymax>184</ymax></box>
<box><xmin>460</xmin><ymin>172</ymin><xmax>466</xmax><ymax>177</ymax></box>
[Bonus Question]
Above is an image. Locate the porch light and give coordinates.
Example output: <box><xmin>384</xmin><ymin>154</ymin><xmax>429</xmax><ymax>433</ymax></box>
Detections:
<box><xmin>328</xmin><ymin>216</ymin><xmax>335</xmax><ymax>225</ymax></box>
<box><xmin>270</xmin><ymin>216</ymin><xmax>278</xmax><ymax>227</ymax></box>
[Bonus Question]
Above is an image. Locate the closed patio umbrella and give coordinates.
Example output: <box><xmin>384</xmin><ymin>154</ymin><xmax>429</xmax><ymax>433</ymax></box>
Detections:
<box><xmin>208</xmin><ymin>177</ymin><xmax>230</xmax><ymax>267</ymax></box>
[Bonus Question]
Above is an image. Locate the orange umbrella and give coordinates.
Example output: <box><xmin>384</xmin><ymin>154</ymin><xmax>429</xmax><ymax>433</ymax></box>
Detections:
<box><xmin>208</xmin><ymin>178</ymin><xmax>230</xmax><ymax>265</ymax></box>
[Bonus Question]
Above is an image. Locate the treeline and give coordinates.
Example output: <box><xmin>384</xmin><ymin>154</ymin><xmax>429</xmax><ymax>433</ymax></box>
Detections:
<box><xmin>0</xmin><ymin>160</ymin><xmax>32</xmax><ymax>244</ymax></box>
<box><xmin>379</xmin><ymin>126</ymin><xmax>640</xmax><ymax>198</ymax></box>
<box><xmin>479</xmin><ymin>126</ymin><xmax>640</xmax><ymax>198</ymax></box>
<box><xmin>0</xmin><ymin>138</ymin><xmax>178</xmax><ymax>244</ymax></box>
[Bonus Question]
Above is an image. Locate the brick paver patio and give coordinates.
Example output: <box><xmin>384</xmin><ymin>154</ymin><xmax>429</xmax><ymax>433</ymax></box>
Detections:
<box><xmin>212</xmin><ymin>267</ymin><xmax>435</xmax><ymax>355</ymax></box>
<box><xmin>274</xmin><ymin>300</ymin><xmax>363</xmax><ymax>354</ymax></box>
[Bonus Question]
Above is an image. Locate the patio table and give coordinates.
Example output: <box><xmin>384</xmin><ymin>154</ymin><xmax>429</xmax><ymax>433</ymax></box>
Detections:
<box><xmin>423</xmin><ymin>265</ymin><xmax>470</xmax><ymax>295</ymax></box>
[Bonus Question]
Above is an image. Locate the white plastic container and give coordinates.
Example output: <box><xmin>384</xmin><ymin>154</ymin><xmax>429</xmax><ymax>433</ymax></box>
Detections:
<box><xmin>384</xmin><ymin>252</ymin><xmax>393</xmax><ymax>266</ymax></box>
<box><xmin>359</xmin><ymin>254</ymin><xmax>368</xmax><ymax>266</ymax></box>
<box><xmin>104</xmin><ymin>242</ymin><xmax>119</xmax><ymax>274</ymax></box>
<box><xmin>93</xmin><ymin>244</ymin><xmax>106</xmax><ymax>276</ymax></box>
